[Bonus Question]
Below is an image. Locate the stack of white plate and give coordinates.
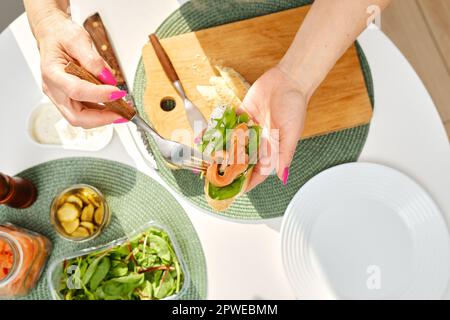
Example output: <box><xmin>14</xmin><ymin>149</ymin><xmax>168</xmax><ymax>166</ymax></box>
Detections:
<box><xmin>281</xmin><ymin>163</ymin><xmax>450</xmax><ymax>299</ymax></box>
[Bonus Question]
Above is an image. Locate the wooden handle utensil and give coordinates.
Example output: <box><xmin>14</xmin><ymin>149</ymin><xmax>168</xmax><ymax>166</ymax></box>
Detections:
<box><xmin>83</xmin><ymin>13</ymin><xmax>125</xmax><ymax>86</ymax></box>
<box><xmin>149</xmin><ymin>33</ymin><xmax>180</xmax><ymax>83</ymax></box>
<box><xmin>64</xmin><ymin>61</ymin><xmax>136</xmax><ymax>120</ymax></box>
<box><xmin>148</xmin><ymin>33</ymin><xmax>208</xmax><ymax>133</ymax></box>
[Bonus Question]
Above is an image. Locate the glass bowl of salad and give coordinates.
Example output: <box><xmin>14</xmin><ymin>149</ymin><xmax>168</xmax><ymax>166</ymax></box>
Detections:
<box><xmin>46</xmin><ymin>222</ymin><xmax>189</xmax><ymax>300</ymax></box>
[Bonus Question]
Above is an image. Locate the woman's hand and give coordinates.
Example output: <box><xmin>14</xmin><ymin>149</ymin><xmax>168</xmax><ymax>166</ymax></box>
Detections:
<box><xmin>241</xmin><ymin>66</ymin><xmax>308</xmax><ymax>191</ymax></box>
<box><xmin>34</xmin><ymin>12</ymin><xmax>126</xmax><ymax>128</ymax></box>
<box><xmin>241</xmin><ymin>0</ymin><xmax>391</xmax><ymax>191</ymax></box>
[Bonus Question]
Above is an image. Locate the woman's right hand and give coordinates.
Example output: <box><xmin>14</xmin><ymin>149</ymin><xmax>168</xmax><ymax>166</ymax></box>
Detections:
<box><xmin>34</xmin><ymin>12</ymin><xmax>127</xmax><ymax>128</ymax></box>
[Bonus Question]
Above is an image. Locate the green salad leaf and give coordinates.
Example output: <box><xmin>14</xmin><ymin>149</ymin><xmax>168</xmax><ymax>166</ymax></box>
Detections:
<box><xmin>97</xmin><ymin>274</ymin><xmax>145</xmax><ymax>300</ymax></box>
<box><xmin>89</xmin><ymin>257</ymin><xmax>110</xmax><ymax>290</ymax></box>
<box><xmin>208</xmin><ymin>174</ymin><xmax>246</xmax><ymax>200</ymax></box>
<box><xmin>81</xmin><ymin>253</ymin><xmax>108</xmax><ymax>286</ymax></box>
<box><xmin>237</xmin><ymin>112</ymin><xmax>250</xmax><ymax>124</ymax></box>
<box><xmin>200</xmin><ymin>107</ymin><xmax>240</xmax><ymax>154</ymax></box>
<box><xmin>59</xmin><ymin>227</ymin><xmax>184</xmax><ymax>300</ymax></box>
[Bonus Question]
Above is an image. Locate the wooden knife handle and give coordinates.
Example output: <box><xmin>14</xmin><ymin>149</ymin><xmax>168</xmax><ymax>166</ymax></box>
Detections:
<box><xmin>84</xmin><ymin>13</ymin><xmax>125</xmax><ymax>86</ymax></box>
<box><xmin>149</xmin><ymin>33</ymin><xmax>179</xmax><ymax>83</ymax></box>
<box><xmin>65</xmin><ymin>61</ymin><xmax>136</xmax><ymax>120</ymax></box>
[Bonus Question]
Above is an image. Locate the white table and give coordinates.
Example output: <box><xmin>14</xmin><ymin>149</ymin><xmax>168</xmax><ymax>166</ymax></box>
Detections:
<box><xmin>1</xmin><ymin>0</ymin><xmax>449</xmax><ymax>299</ymax></box>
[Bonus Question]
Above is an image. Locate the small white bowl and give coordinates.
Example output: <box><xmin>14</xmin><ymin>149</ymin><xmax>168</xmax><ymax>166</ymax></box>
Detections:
<box><xmin>26</xmin><ymin>99</ymin><xmax>114</xmax><ymax>152</ymax></box>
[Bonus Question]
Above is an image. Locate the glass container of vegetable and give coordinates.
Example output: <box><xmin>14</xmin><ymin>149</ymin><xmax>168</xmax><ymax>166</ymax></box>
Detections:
<box><xmin>50</xmin><ymin>184</ymin><xmax>110</xmax><ymax>242</ymax></box>
<box><xmin>0</xmin><ymin>223</ymin><xmax>52</xmax><ymax>298</ymax></box>
<box><xmin>47</xmin><ymin>222</ymin><xmax>189</xmax><ymax>300</ymax></box>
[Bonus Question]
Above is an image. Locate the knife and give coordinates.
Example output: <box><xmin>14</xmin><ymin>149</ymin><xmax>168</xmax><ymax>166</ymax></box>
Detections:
<box><xmin>83</xmin><ymin>13</ymin><xmax>128</xmax><ymax>93</ymax></box>
<box><xmin>83</xmin><ymin>13</ymin><xmax>156</xmax><ymax>166</ymax></box>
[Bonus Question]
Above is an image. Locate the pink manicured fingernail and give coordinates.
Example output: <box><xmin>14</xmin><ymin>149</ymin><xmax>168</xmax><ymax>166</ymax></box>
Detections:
<box><xmin>110</xmin><ymin>90</ymin><xmax>127</xmax><ymax>101</ymax></box>
<box><xmin>192</xmin><ymin>169</ymin><xmax>200</xmax><ymax>175</ymax></box>
<box><xmin>98</xmin><ymin>68</ymin><xmax>117</xmax><ymax>86</ymax></box>
<box><xmin>194</xmin><ymin>136</ymin><xmax>201</xmax><ymax>144</ymax></box>
<box><xmin>113</xmin><ymin>118</ymin><xmax>129</xmax><ymax>124</ymax></box>
<box><xmin>282</xmin><ymin>167</ymin><xmax>289</xmax><ymax>186</ymax></box>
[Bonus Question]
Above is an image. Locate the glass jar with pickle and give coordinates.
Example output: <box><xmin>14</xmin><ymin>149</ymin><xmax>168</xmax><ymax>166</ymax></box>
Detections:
<box><xmin>50</xmin><ymin>184</ymin><xmax>110</xmax><ymax>242</ymax></box>
<box><xmin>0</xmin><ymin>223</ymin><xmax>52</xmax><ymax>298</ymax></box>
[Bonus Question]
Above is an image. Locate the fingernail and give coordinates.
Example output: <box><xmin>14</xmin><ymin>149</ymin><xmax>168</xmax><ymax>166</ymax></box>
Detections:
<box><xmin>282</xmin><ymin>167</ymin><xmax>289</xmax><ymax>186</ymax></box>
<box><xmin>110</xmin><ymin>90</ymin><xmax>127</xmax><ymax>101</ymax></box>
<box><xmin>98</xmin><ymin>68</ymin><xmax>117</xmax><ymax>86</ymax></box>
<box><xmin>192</xmin><ymin>169</ymin><xmax>200</xmax><ymax>175</ymax></box>
<box><xmin>113</xmin><ymin>118</ymin><xmax>129</xmax><ymax>124</ymax></box>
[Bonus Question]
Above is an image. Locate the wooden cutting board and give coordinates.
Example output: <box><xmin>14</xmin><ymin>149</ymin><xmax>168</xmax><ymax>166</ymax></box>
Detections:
<box><xmin>142</xmin><ymin>5</ymin><xmax>372</xmax><ymax>145</ymax></box>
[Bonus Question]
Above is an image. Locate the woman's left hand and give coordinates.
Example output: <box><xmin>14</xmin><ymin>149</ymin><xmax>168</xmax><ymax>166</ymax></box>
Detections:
<box><xmin>241</xmin><ymin>66</ymin><xmax>309</xmax><ymax>191</ymax></box>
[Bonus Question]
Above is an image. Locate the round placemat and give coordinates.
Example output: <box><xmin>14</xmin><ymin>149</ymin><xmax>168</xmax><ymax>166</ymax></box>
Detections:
<box><xmin>133</xmin><ymin>0</ymin><xmax>374</xmax><ymax>220</ymax></box>
<box><xmin>0</xmin><ymin>158</ymin><xmax>207</xmax><ymax>300</ymax></box>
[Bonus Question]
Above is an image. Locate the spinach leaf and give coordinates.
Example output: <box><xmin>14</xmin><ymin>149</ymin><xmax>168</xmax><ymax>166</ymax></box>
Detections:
<box><xmin>208</xmin><ymin>174</ymin><xmax>246</xmax><ymax>200</ymax></box>
<box><xmin>114</xmin><ymin>244</ymin><xmax>130</xmax><ymax>257</ymax></box>
<box><xmin>83</xmin><ymin>285</ymin><xmax>96</xmax><ymax>300</ymax></box>
<box><xmin>89</xmin><ymin>257</ymin><xmax>111</xmax><ymax>290</ymax></box>
<box><xmin>109</xmin><ymin>260</ymin><xmax>128</xmax><ymax>278</ymax></box>
<box><xmin>81</xmin><ymin>253</ymin><xmax>108</xmax><ymax>285</ymax></box>
<box><xmin>100</xmin><ymin>274</ymin><xmax>144</xmax><ymax>299</ymax></box>
<box><xmin>137</xmin><ymin>280</ymin><xmax>153</xmax><ymax>300</ymax></box>
<box><xmin>148</xmin><ymin>234</ymin><xmax>171</xmax><ymax>262</ymax></box>
<box><xmin>154</xmin><ymin>271</ymin><xmax>175</xmax><ymax>299</ymax></box>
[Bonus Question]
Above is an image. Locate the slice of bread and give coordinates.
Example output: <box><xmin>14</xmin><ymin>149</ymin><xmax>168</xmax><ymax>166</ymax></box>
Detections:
<box><xmin>215</xmin><ymin>65</ymin><xmax>251</xmax><ymax>101</ymax></box>
<box><xmin>209</xmin><ymin>76</ymin><xmax>242</xmax><ymax>109</ymax></box>
<box><xmin>204</xmin><ymin>167</ymin><xmax>253</xmax><ymax>211</ymax></box>
<box><xmin>196</xmin><ymin>85</ymin><xmax>222</xmax><ymax>110</ymax></box>
<box><xmin>196</xmin><ymin>66</ymin><xmax>250</xmax><ymax>110</ymax></box>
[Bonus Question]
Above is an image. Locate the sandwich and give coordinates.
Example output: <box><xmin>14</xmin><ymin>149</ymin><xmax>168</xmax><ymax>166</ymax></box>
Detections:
<box><xmin>197</xmin><ymin>66</ymin><xmax>260</xmax><ymax>211</ymax></box>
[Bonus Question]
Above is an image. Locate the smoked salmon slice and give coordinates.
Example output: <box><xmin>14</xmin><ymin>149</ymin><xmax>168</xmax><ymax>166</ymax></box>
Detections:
<box><xmin>206</xmin><ymin>123</ymin><xmax>249</xmax><ymax>187</ymax></box>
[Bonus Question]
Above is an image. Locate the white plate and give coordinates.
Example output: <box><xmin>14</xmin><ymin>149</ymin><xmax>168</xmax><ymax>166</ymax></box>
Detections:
<box><xmin>281</xmin><ymin>163</ymin><xmax>450</xmax><ymax>299</ymax></box>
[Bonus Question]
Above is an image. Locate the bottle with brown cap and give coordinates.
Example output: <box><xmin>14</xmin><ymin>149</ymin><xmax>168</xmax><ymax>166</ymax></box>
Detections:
<box><xmin>0</xmin><ymin>173</ymin><xmax>37</xmax><ymax>209</ymax></box>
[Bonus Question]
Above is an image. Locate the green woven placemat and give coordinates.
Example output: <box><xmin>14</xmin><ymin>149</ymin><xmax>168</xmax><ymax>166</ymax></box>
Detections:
<box><xmin>133</xmin><ymin>0</ymin><xmax>374</xmax><ymax>220</ymax></box>
<box><xmin>0</xmin><ymin>158</ymin><xmax>207</xmax><ymax>300</ymax></box>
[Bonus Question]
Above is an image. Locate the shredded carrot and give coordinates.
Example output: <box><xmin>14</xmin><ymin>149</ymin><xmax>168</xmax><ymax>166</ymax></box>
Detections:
<box><xmin>0</xmin><ymin>239</ymin><xmax>13</xmax><ymax>281</ymax></box>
